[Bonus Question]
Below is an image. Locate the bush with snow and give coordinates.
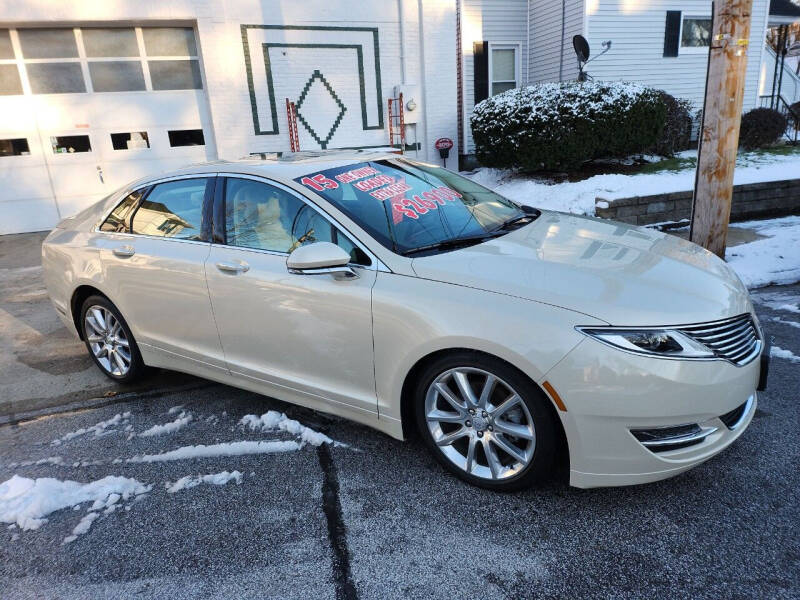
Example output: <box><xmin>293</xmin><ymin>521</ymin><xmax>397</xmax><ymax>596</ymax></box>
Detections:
<box><xmin>650</xmin><ymin>91</ymin><xmax>693</xmax><ymax>157</ymax></box>
<box><xmin>471</xmin><ymin>81</ymin><xmax>666</xmax><ymax>171</ymax></box>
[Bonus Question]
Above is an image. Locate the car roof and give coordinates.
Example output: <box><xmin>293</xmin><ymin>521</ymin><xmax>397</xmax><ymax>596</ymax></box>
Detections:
<box><xmin>136</xmin><ymin>150</ymin><xmax>402</xmax><ymax>187</ymax></box>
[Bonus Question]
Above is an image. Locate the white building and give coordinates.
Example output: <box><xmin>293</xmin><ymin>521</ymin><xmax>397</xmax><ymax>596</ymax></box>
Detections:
<box><xmin>458</xmin><ymin>0</ymin><xmax>800</xmax><ymax>160</ymax></box>
<box><xmin>0</xmin><ymin>0</ymin><xmax>458</xmax><ymax>234</ymax></box>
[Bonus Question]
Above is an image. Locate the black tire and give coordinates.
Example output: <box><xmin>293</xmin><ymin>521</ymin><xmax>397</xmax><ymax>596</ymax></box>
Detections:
<box><xmin>80</xmin><ymin>295</ymin><xmax>146</xmax><ymax>383</ymax></box>
<box><xmin>414</xmin><ymin>351</ymin><xmax>557</xmax><ymax>492</ymax></box>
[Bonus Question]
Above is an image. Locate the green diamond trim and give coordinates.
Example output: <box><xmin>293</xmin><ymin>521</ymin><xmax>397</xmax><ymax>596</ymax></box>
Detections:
<box><xmin>295</xmin><ymin>70</ymin><xmax>347</xmax><ymax>149</ymax></box>
<box><xmin>241</xmin><ymin>25</ymin><xmax>384</xmax><ymax>136</ymax></box>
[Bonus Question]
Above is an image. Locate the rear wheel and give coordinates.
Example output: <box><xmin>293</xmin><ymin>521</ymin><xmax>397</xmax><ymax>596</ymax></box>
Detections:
<box><xmin>80</xmin><ymin>295</ymin><xmax>145</xmax><ymax>383</ymax></box>
<box><xmin>414</xmin><ymin>352</ymin><xmax>557</xmax><ymax>491</ymax></box>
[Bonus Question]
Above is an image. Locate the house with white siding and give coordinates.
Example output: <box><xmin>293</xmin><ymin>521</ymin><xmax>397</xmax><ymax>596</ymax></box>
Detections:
<box><xmin>457</xmin><ymin>0</ymin><xmax>800</xmax><ymax>165</ymax></box>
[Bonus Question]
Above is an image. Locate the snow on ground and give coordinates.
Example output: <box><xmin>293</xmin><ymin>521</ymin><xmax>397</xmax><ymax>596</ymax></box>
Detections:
<box><xmin>240</xmin><ymin>411</ymin><xmax>338</xmax><ymax>447</ymax></box>
<box><xmin>138</xmin><ymin>411</ymin><xmax>193</xmax><ymax>437</ymax></box>
<box><xmin>771</xmin><ymin>316</ymin><xmax>800</xmax><ymax>329</ymax></box>
<box><xmin>51</xmin><ymin>412</ymin><xmax>132</xmax><ymax>446</ymax></box>
<box><xmin>751</xmin><ymin>290</ymin><xmax>800</xmax><ymax>313</ymax></box>
<box><xmin>62</xmin><ymin>511</ymin><xmax>99</xmax><ymax>545</ymax></box>
<box><xmin>465</xmin><ymin>149</ymin><xmax>800</xmax><ymax>217</ymax></box>
<box><xmin>771</xmin><ymin>346</ymin><xmax>800</xmax><ymax>362</ymax></box>
<box><xmin>0</xmin><ymin>474</ymin><xmax>150</xmax><ymax>531</ymax></box>
<box><xmin>726</xmin><ymin>217</ymin><xmax>800</xmax><ymax>288</ymax></box>
<box><xmin>126</xmin><ymin>440</ymin><xmax>300</xmax><ymax>463</ymax></box>
<box><xmin>165</xmin><ymin>471</ymin><xmax>243</xmax><ymax>494</ymax></box>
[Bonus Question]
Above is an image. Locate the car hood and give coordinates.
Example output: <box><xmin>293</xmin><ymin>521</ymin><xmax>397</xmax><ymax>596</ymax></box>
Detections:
<box><xmin>410</xmin><ymin>211</ymin><xmax>752</xmax><ymax>326</ymax></box>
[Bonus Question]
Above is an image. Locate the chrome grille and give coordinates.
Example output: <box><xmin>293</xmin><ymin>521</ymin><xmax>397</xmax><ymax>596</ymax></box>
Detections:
<box><xmin>676</xmin><ymin>314</ymin><xmax>761</xmax><ymax>366</ymax></box>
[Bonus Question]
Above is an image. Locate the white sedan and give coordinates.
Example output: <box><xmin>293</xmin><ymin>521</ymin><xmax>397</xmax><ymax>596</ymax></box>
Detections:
<box><xmin>42</xmin><ymin>152</ymin><xmax>768</xmax><ymax>491</ymax></box>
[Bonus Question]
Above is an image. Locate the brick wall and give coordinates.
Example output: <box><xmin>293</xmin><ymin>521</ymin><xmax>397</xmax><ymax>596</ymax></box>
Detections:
<box><xmin>595</xmin><ymin>179</ymin><xmax>800</xmax><ymax>227</ymax></box>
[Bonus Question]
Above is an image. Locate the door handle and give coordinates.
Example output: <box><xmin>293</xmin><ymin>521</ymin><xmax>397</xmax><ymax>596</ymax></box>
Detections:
<box><xmin>216</xmin><ymin>261</ymin><xmax>249</xmax><ymax>274</ymax></box>
<box><xmin>112</xmin><ymin>245</ymin><xmax>135</xmax><ymax>257</ymax></box>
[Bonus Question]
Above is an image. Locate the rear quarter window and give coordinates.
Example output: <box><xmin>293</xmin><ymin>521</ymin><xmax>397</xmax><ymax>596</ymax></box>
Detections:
<box><xmin>99</xmin><ymin>189</ymin><xmax>144</xmax><ymax>233</ymax></box>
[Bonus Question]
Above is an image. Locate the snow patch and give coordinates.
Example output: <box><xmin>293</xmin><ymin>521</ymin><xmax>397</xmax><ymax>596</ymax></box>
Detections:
<box><xmin>126</xmin><ymin>440</ymin><xmax>300</xmax><ymax>463</ymax></box>
<box><xmin>239</xmin><ymin>411</ymin><xmax>338</xmax><ymax>447</ymax></box>
<box><xmin>726</xmin><ymin>216</ymin><xmax>800</xmax><ymax>288</ymax></box>
<box><xmin>0</xmin><ymin>475</ymin><xmax>150</xmax><ymax>531</ymax></box>
<box><xmin>51</xmin><ymin>412</ymin><xmax>132</xmax><ymax>446</ymax></box>
<box><xmin>138</xmin><ymin>411</ymin><xmax>193</xmax><ymax>437</ymax></box>
<box><xmin>752</xmin><ymin>291</ymin><xmax>800</xmax><ymax>313</ymax></box>
<box><xmin>771</xmin><ymin>346</ymin><xmax>800</xmax><ymax>362</ymax></box>
<box><xmin>62</xmin><ymin>511</ymin><xmax>99</xmax><ymax>545</ymax></box>
<box><xmin>165</xmin><ymin>470</ymin><xmax>243</xmax><ymax>494</ymax></box>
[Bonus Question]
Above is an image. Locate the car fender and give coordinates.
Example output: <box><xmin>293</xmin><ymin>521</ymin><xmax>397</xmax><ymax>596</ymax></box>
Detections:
<box><xmin>371</xmin><ymin>272</ymin><xmax>606</xmax><ymax>424</ymax></box>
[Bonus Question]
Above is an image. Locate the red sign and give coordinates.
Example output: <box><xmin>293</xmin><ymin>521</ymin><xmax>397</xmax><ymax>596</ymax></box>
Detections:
<box><xmin>435</xmin><ymin>137</ymin><xmax>453</xmax><ymax>150</ymax></box>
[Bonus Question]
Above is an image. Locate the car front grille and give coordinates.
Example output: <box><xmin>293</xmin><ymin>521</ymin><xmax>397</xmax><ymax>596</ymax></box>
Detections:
<box><xmin>676</xmin><ymin>314</ymin><xmax>761</xmax><ymax>366</ymax></box>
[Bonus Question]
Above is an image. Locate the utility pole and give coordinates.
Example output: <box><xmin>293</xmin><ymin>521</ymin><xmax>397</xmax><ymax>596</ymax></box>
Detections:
<box><xmin>690</xmin><ymin>0</ymin><xmax>753</xmax><ymax>258</ymax></box>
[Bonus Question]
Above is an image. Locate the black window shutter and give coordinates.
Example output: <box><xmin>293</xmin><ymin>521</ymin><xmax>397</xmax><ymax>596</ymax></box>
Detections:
<box><xmin>663</xmin><ymin>11</ymin><xmax>681</xmax><ymax>57</ymax></box>
<box><xmin>474</xmin><ymin>41</ymin><xmax>489</xmax><ymax>104</ymax></box>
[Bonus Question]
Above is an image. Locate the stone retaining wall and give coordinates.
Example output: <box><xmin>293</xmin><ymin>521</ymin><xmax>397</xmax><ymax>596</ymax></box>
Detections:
<box><xmin>596</xmin><ymin>178</ymin><xmax>800</xmax><ymax>227</ymax></box>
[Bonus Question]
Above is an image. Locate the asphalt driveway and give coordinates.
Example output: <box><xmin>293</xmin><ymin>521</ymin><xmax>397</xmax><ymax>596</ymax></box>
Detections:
<box><xmin>1</xmin><ymin>279</ymin><xmax>799</xmax><ymax>599</ymax></box>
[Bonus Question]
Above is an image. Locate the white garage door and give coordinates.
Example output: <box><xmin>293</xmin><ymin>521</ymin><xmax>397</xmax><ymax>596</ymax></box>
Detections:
<box><xmin>0</xmin><ymin>26</ymin><xmax>216</xmax><ymax>234</ymax></box>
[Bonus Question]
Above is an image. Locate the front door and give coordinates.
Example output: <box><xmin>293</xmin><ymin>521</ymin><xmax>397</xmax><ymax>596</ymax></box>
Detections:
<box><xmin>205</xmin><ymin>176</ymin><xmax>377</xmax><ymax>415</ymax></box>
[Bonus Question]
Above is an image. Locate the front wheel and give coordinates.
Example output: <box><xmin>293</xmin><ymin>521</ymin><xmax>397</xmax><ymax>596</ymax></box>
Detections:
<box><xmin>80</xmin><ymin>295</ymin><xmax>145</xmax><ymax>383</ymax></box>
<box><xmin>414</xmin><ymin>352</ymin><xmax>557</xmax><ymax>491</ymax></box>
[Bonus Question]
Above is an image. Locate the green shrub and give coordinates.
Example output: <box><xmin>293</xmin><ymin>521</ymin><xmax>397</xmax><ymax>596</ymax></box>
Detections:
<box><xmin>470</xmin><ymin>81</ymin><xmax>666</xmax><ymax>171</ymax></box>
<box><xmin>650</xmin><ymin>91</ymin><xmax>693</xmax><ymax>157</ymax></box>
<box><xmin>738</xmin><ymin>108</ymin><xmax>787</xmax><ymax>149</ymax></box>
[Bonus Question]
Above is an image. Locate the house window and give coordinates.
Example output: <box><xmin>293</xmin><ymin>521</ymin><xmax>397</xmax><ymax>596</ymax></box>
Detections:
<box><xmin>490</xmin><ymin>44</ymin><xmax>519</xmax><ymax>96</ymax></box>
<box><xmin>681</xmin><ymin>17</ymin><xmax>712</xmax><ymax>49</ymax></box>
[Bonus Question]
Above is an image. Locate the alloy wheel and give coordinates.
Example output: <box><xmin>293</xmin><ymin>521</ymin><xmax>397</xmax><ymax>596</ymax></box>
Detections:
<box><xmin>424</xmin><ymin>367</ymin><xmax>536</xmax><ymax>481</ymax></box>
<box><xmin>84</xmin><ymin>305</ymin><xmax>131</xmax><ymax>377</ymax></box>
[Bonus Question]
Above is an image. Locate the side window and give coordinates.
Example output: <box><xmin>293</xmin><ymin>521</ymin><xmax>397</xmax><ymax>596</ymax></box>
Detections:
<box><xmin>131</xmin><ymin>178</ymin><xmax>207</xmax><ymax>240</ymax></box>
<box><xmin>100</xmin><ymin>189</ymin><xmax>144</xmax><ymax>232</ymax></box>
<box><xmin>224</xmin><ymin>178</ymin><xmax>370</xmax><ymax>264</ymax></box>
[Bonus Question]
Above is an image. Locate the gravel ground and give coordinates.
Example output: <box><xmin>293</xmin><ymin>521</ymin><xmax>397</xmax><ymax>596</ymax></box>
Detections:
<box><xmin>1</xmin><ymin>284</ymin><xmax>798</xmax><ymax>600</ymax></box>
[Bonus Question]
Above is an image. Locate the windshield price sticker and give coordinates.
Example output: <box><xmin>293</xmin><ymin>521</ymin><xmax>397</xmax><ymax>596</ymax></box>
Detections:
<box><xmin>389</xmin><ymin>187</ymin><xmax>463</xmax><ymax>224</ymax></box>
<box><xmin>298</xmin><ymin>164</ymin><xmax>463</xmax><ymax>224</ymax></box>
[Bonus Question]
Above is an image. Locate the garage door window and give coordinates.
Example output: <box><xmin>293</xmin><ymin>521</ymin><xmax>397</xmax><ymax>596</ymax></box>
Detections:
<box><xmin>0</xmin><ymin>138</ymin><xmax>30</xmax><ymax>157</ymax></box>
<box><xmin>168</xmin><ymin>129</ymin><xmax>205</xmax><ymax>147</ymax></box>
<box><xmin>51</xmin><ymin>135</ymin><xmax>91</xmax><ymax>154</ymax></box>
<box><xmin>132</xmin><ymin>178</ymin><xmax>207</xmax><ymax>240</ymax></box>
<box><xmin>82</xmin><ymin>28</ymin><xmax>139</xmax><ymax>57</ymax></box>
<box><xmin>0</xmin><ymin>64</ymin><xmax>22</xmax><ymax>95</ymax></box>
<box><xmin>6</xmin><ymin>27</ymin><xmax>203</xmax><ymax>95</ymax></box>
<box><xmin>111</xmin><ymin>132</ymin><xmax>150</xmax><ymax>151</ymax></box>
<box><xmin>0</xmin><ymin>29</ymin><xmax>13</xmax><ymax>59</ymax></box>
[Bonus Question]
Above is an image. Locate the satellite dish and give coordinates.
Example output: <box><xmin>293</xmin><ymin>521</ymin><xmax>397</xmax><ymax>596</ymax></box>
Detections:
<box><xmin>573</xmin><ymin>35</ymin><xmax>590</xmax><ymax>63</ymax></box>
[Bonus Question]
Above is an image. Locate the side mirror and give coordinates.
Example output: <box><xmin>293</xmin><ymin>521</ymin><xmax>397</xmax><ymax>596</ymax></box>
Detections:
<box><xmin>286</xmin><ymin>242</ymin><xmax>358</xmax><ymax>279</ymax></box>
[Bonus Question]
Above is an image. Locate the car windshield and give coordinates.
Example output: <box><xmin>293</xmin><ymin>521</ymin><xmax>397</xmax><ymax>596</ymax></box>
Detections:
<box><xmin>294</xmin><ymin>158</ymin><xmax>529</xmax><ymax>255</ymax></box>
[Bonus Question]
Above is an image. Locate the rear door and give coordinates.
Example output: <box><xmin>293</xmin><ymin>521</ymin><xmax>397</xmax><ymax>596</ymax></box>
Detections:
<box><xmin>204</xmin><ymin>175</ymin><xmax>378</xmax><ymax>415</ymax></box>
<box><xmin>96</xmin><ymin>175</ymin><xmax>226</xmax><ymax>376</ymax></box>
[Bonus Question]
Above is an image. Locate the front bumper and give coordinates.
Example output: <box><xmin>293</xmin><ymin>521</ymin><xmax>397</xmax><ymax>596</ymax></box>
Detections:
<box><xmin>543</xmin><ymin>338</ymin><xmax>760</xmax><ymax>488</ymax></box>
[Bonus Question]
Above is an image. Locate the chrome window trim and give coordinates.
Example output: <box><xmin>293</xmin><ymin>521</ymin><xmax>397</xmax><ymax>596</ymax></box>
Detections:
<box><xmin>216</xmin><ymin>172</ymin><xmax>389</xmax><ymax>273</ymax></box>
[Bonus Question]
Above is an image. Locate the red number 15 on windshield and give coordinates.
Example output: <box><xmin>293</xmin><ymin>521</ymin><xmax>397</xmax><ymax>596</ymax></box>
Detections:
<box><xmin>300</xmin><ymin>173</ymin><xmax>339</xmax><ymax>192</ymax></box>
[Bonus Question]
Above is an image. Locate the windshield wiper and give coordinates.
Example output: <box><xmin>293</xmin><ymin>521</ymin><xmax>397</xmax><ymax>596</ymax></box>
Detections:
<box><xmin>400</xmin><ymin>233</ymin><xmax>501</xmax><ymax>256</ymax></box>
<box><xmin>492</xmin><ymin>209</ymin><xmax>541</xmax><ymax>233</ymax></box>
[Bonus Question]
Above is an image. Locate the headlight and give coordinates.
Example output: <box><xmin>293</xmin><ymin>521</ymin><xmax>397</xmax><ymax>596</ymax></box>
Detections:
<box><xmin>577</xmin><ymin>327</ymin><xmax>715</xmax><ymax>359</ymax></box>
